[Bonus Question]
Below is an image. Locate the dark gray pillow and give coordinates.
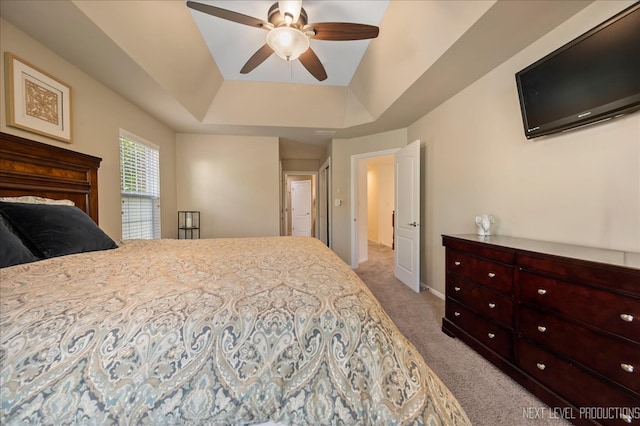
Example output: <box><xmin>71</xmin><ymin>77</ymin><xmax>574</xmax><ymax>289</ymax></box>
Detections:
<box><xmin>0</xmin><ymin>220</ymin><xmax>39</xmax><ymax>267</ymax></box>
<box><xmin>0</xmin><ymin>201</ymin><xmax>117</xmax><ymax>259</ymax></box>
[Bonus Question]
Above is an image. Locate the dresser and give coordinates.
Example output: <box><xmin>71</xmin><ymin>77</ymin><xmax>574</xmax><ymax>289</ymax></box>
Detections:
<box><xmin>442</xmin><ymin>234</ymin><xmax>640</xmax><ymax>425</ymax></box>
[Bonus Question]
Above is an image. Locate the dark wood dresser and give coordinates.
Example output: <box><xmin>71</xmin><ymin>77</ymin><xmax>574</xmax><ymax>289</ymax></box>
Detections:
<box><xmin>442</xmin><ymin>234</ymin><xmax>640</xmax><ymax>425</ymax></box>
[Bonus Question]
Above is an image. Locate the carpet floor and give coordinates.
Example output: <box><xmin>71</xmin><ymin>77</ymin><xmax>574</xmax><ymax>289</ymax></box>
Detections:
<box><xmin>354</xmin><ymin>241</ymin><xmax>571</xmax><ymax>426</ymax></box>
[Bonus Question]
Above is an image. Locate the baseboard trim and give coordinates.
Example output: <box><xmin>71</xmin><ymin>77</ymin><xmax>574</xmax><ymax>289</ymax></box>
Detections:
<box><xmin>423</xmin><ymin>284</ymin><xmax>445</xmax><ymax>300</ymax></box>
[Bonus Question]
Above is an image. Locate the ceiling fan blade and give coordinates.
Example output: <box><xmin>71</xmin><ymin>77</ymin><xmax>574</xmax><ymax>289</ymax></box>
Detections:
<box><xmin>186</xmin><ymin>1</ymin><xmax>269</xmax><ymax>29</ymax></box>
<box><xmin>240</xmin><ymin>44</ymin><xmax>274</xmax><ymax>74</ymax></box>
<box><xmin>308</xmin><ymin>22</ymin><xmax>379</xmax><ymax>41</ymax></box>
<box><xmin>299</xmin><ymin>48</ymin><xmax>327</xmax><ymax>81</ymax></box>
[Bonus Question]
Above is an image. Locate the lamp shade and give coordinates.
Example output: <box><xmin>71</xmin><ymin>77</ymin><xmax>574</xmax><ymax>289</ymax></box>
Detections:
<box><xmin>266</xmin><ymin>27</ymin><xmax>310</xmax><ymax>61</ymax></box>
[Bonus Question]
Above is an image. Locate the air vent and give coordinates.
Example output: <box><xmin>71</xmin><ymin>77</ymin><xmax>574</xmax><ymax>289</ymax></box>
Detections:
<box><xmin>314</xmin><ymin>130</ymin><xmax>336</xmax><ymax>136</ymax></box>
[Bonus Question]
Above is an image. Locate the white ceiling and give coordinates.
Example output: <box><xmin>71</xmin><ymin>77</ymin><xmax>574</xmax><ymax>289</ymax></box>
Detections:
<box><xmin>0</xmin><ymin>0</ymin><xmax>596</xmax><ymax>148</ymax></box>
<box><xmin>189</xmin><ymin>1</ymin><xmax>389</xmax><ymax>86</ymax></box>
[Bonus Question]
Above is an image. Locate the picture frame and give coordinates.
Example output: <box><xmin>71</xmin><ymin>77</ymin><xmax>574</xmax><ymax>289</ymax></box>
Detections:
<box><xmin>4</xmin><ymin>52</ymin><xmax>73</xmax><ymax>143</ymax></box>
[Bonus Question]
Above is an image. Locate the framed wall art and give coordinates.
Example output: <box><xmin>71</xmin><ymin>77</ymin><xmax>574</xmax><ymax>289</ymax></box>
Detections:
<box><xmin>4</xmin><ymin>52</ymin><xmax>72</xmax><ymax>143</ymax></box>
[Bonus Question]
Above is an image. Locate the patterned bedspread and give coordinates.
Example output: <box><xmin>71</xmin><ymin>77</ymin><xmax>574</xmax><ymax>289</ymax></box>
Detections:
<box><xmin>1</xmin><ymin>237</ymin><xmax>470</xmax><ymax>425</ymax></box>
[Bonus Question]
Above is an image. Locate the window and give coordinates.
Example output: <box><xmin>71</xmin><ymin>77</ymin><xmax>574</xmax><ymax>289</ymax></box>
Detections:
<box><xmin>119</xmin><ymin>131</ymin><xmax>160</xmax><ymax>239</ymax></box>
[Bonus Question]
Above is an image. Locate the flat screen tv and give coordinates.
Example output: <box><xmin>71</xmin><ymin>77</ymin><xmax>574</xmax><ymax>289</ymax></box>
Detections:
<box><xmin>515</xmin><ymin>3</ymin><xmax>640</xmax><ymax>139</ymax></box>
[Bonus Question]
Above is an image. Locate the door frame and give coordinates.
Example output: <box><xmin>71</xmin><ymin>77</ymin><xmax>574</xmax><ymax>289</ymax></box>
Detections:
<box><xmin>282</xmin><ymin>171</ymin><xmax>318</xmax><ymax>237</ymax></box>
<box><xmin>318</xmin><ymin>157</ymin><xmax>331</xmax><ymax>247</ymax></box>
<box><xmin>350</xmin><ymin>148</ymin><xmax>399</xmax><ymax>269</ymax></box>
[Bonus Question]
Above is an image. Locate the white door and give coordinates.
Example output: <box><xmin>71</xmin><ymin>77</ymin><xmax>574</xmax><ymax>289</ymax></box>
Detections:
<box><xmin>291</xmin><ymin>180</ymin><xmax>312</xmax><ymax>236</ymax></box>
<box><xmin>394</xmin><ymin>140</ymin><xmax>421</xmax><ymax>292</ymax></box>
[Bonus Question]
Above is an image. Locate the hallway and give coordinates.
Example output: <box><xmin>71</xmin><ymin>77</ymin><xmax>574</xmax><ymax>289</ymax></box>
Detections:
<box><xmin>360</xmin><ymin>241</ymin><xmax>395</xmax><ymax>270</ymax></box>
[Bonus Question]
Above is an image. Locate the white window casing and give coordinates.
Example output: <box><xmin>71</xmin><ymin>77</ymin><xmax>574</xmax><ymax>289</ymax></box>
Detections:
<box><xmin>119</xmin><ymin>130</ymin><xmax>160</xmax><ymax>240</ymax></box>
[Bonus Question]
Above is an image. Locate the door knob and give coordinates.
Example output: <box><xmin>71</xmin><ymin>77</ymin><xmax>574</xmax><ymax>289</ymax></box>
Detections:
<box><xmin>408</xmin><ymin>222</ymin><xmax>419</xmax><ymax>227</ymax></box>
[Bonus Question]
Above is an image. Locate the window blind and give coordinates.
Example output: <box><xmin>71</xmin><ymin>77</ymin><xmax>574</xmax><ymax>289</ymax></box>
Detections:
<box><xmin>119</xmin><ymin>132</ymin><xmax>160</xmax><ymax>239</ymax></box>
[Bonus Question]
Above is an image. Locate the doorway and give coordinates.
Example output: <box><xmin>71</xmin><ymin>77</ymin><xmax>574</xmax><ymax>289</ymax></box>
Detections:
<box><xmin>291</xmin><ymin>180</ymin><xmax>312</xmax><ymax>236</ymax></box>
<box><xmin>366</xmin><ymin>155</ymin><xmax>395</xmax><ymax>249</ymax></box>
<box><xmin>283</xmin><ymin>172</ymin><xmax>317</xmax><ymax>237</ymax></box>
<box><xmin>318</xmin><ymin>158</ymin><xmax>331</xmax><ymax>246</ymax></box>
<box><xmin>351</xmin><ymin>141</ymin><xmax>421</xmax><ymax>293</ymax></box>
<box><xmin>350</xmin><ymin>149</ymin><xmax>398</xmax><ymax>268</ymax></box>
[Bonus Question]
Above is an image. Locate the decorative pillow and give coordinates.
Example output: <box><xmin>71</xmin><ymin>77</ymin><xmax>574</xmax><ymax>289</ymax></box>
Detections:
<box><xmin>0</xmin><ymin>196</ymin><xmax>75</xmax><ymax>205</ymax></box>
<box><xmin>0</xmin><ymin>220</ymin><xmax>39</xmax><ymax>268</ymax></box>
<box><xmin>0</xmin><ymin>201</ymin><xmax>118</xmax><ymax>259</ymax></box>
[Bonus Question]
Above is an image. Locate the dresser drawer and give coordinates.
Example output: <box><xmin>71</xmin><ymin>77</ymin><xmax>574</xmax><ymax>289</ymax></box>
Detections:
<box><xmin>447</xmin><ymin>274</ymin><xmax>514</xmax><ymax>328</ymax></box>
<box><xmin>446</xmin><ymin>298</ymin><xmax>512</xmax><ymax>360</ymax></box>
<box><xmin>520</xmin><ymin>270</ymin><xmax>640</xmax><ymax>343</ymax></box>
<box><xmin>519</xmin><ymin>341</ymin><xmax>640</xmax><ymax>425</ymax></box>
<box><xmin>446</xmin><ymin>250</ymin><xmax>514</xmax><ymax>294</ymax></box>
<box><xmin>520</xmin><ymin>306</ymin><xmax>640</xmax><ymax>396</ymax></box>
<box><xmin>518</xmin><ymin>252</ymin><xmax>640</xmax><ymax>296</ymax></box>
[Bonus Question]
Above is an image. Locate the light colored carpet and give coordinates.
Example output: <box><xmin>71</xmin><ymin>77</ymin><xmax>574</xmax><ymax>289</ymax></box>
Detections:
<box><xmin>355</xmin><ymin>241</ymin><xmax>571</xmax><ymax>426</ymax></box>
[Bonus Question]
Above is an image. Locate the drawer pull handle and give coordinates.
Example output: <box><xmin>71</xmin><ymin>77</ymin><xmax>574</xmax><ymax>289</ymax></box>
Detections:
<box><xmin>488</xmin><ymin>303</ymin><xmax>496</xmax><ymax>309</ymax></box>
<box><xmin>488</xmin><ymin>272</ymin><xmax>496</xmax><ymax>278</ymax></box>
<box><xmin>454</xmin><ymin>286</ymin><xmax>461</xmax><ymax>292</ymax></box>
<box><xmin>454</xmin><ymin>261</ymin><xmax>461</xmax><ymax>266</ymax></box>
<box><xmin>621</xmin><ymin>413</ymin><xmax>632</xmax><ymax>423</ymax></box>
<box><xmin>537</xmin><ymin>326</ymin><xmax>547</xmax><ymax>333</ymax></box>
<box><xmin>536</xmin><ymin>363</ymin><xmax>546</xmax><ymax>371</ymax></box>
<box><xmin>621</xmin><ymin>363</ymin><xmax>634</xmax><ymax>373</ymax></box>
<box><xmin>620</xmin><ymin>313</ymin><xmax>634</xmax><ymax>322</ymax></box>
<box><xmin>487</xmin><ymin>333</ymin><xmax>495</xmax><ymax>339</ymax></box>
<box><xmin>454</xmin><ymin>312</ymin><xmax>461</xmax><ymax>317</ymax></box>
<box><xmin>537</xmin><ymin>289</ymin><xmax>547</xmax><ymax>295</ymax></box>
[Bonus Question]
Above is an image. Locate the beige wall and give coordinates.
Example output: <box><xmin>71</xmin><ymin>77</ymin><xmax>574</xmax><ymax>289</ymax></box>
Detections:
<box><xmin>408</xmin><ymin>0</ymin><xmax>640</xmax><ymax>296</ymax></box>
<box><xmin>331</xmin><ymin>128</ymin><xmax>407</xmax><ymax>262</ymax></box>
<box><xmin>175</xmin><ymin>134</ymin><xmax>280</xmax><ymax>238</ymax></box>
<box><xmin>281</xmin><ymin>159</ymin><xmax>320</xmax><ymax>172</ymax></box>
<box><xmin>0</xmin><ymin>19</ymin><xmax>177</xmax><ymax>240</ymax></box>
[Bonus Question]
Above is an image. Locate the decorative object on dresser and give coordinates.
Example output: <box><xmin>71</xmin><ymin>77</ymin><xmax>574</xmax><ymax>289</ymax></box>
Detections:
<box><xmin>442</xmin><ymin>234</ymin><xmax>640</xmax><ymax>426</ymax></box>
<box><xmin>475</xmin><ymin>214</ymin><xmax>495</xmax><ymax>236</ymax></box>
<box><xmin>178</xmin><ymin>210</ymin><xmax>200</xmax><ymax>239</ymax></box>
<box><xmin>4</xmin><ymin>53</ymin><xmax>73</xmax><ymax>143</ymax></box>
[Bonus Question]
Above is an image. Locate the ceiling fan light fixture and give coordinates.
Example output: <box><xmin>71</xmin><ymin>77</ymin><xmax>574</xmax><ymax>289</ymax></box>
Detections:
<box><xmin>266</xmin><ymin>26</ymin><xmax>309</xmax><ymax>61</ymax></box>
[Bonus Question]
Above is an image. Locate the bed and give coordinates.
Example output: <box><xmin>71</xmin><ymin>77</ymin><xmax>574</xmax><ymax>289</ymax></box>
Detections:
<box><xmin>0</xmin><ymin>132</ymin><xmax>470</xmax><ymax>425</ymax></box>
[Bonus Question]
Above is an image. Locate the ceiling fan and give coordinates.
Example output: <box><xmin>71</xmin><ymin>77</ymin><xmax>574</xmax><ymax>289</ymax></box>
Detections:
<box><xmin>186</xmin><ymin>0</ymin><xmax>380</xmax><ymax>81</ymax></box>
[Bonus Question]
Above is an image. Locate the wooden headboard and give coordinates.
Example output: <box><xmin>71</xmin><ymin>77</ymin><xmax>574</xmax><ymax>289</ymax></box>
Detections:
<box><xmin>0</xmin><ymin>132</ymin><xmax>102</xmax><ymax>223</ymax></box>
